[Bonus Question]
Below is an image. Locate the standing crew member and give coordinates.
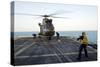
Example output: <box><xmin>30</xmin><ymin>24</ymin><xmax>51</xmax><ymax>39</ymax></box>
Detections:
<box><xmin>56</xmin><ymin>32</ymin><xmax>60</xmax><ymax>39</ymax></box>
<box><xmin>77</xmin><ymin>32</ymin><xmax>88</xmax><ymax>60</ymax></box>
<box><xmin>38</xmin><ymin>23</ymin><xmax>43</xmax><ymax>35</ymax></box>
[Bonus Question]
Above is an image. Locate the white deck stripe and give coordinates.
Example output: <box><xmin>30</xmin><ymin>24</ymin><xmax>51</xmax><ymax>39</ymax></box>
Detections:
<box><xmin>15</xmin><ymin>50</ymin><xmax>97</xmax><ymax>59</ymax></box>
<box><xmin>43</xmin><ymin>42</ymin><xmax>63</xmax><ymax>62</ymax></box>
<box><xmin>54</xmin><ymin>45</ymin><xmax>72</xmax><ymax>62</ymax></box>
<box><xmin>15</xmin><ymin>41</ymin><xmax>29</xmax><ymax>51</ymax></box>
<box><xmin>54</xmin><ymin>41</ymin><xmax>73</xmax><ymax>62</ymax></box>
<box><xmin>15</xmin><ymin>42</ymin><xmax>35</xmax><ymax>56</ymax></box>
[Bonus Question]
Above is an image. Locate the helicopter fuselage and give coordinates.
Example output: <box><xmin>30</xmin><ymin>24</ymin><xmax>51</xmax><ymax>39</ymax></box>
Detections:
<box><xmin>39</xmin><ymin>17</ymin><xmax>55</xmax><ymax>37</ymax></box>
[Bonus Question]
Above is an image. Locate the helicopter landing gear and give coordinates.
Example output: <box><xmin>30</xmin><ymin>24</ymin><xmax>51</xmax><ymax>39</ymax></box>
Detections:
<box><xmin>47</xmin><ymin>36</ymin><xmax>51</xmax><ymax>40</ymax></box>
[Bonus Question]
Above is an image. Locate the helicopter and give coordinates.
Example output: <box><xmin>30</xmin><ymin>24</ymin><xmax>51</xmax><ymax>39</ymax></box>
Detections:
<box><xmin>15</xmin><ymin>12</ymin><xmax>69</xmax><ymax>39</ymax></box>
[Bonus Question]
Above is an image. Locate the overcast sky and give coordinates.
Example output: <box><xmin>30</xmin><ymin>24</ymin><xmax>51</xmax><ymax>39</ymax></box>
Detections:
<box><xmin>13</xmin><ymin>1</ymin><xmax>98</xmax><ymax>32</ymax></box>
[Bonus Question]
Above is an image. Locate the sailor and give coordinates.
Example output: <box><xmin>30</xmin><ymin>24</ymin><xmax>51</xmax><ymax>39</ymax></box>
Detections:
<box><xmin>77</xmin><ymin>32</ymin><xmax>88</xmax><ymax>60</ymax></box>
<box><xmin>38</xmin><ymin>23</ymin><xmax>43</xmax><ymax>35</ymax></box>
<box><xmin>56</xmin><ymin>32</ymin><xmax>60</xmax><ymax>40</ymax></box>
<box><xmin>32</xmin><ymin>34</ymin><xmax>36</xmax><ymax>39</ymax></box>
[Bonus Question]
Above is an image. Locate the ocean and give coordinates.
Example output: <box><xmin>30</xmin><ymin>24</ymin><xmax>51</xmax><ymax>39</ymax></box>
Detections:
<box><xmin>13</xmin><ymin>31</ymin><xmax>97</xmax><ymax>44</ymax></box>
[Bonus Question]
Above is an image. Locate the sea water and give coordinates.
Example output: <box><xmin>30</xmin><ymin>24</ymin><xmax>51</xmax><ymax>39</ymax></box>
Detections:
<box><xmin>13</xmin><ymin>31</ymin><xmax>97</xmax><ymax>44</ymax></box>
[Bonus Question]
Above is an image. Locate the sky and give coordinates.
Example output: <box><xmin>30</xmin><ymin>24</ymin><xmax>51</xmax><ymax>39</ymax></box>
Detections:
<box><xmin>12</xmin><ymin>1</ymin><xmax>98</xmax><ymax>32</ymax></box>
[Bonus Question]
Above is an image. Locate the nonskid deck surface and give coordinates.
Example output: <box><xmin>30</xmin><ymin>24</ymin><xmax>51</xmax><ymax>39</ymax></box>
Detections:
<box><xmin>14</xmin><ymin>37</ymin><xmax>97</xmax><ymax>65</ymax></box>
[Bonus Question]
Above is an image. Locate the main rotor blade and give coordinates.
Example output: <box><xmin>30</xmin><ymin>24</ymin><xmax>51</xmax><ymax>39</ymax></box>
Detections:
<box><xmin>51</xmin><ymin>16</ymin><xmax>69</xmax><ymax>19</ymax></box>
<box><xmin>49</xmin><ymin>11</ymin><xmax>71</xmax><ymax>16</ymax></box>
<box><xmin>12</xmin><ymin>13</ymin><xmax>52</xmax><ymax>18</ymax></box>
<box><xmin>13</xmin><ymin>13</ymin><xmax>43</xmax><ymax>16</ymax></box>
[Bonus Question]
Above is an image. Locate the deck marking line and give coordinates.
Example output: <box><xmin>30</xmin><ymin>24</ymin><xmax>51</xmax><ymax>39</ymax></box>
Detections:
<box><xmin>15</xmin><ymin>41</ymin><xmax>29</xmax><ymax>51</ymax></box>
<box><xmin>15</xmin><ymin>51</ymin><xmax>97</xmax><ymax>59</ymax></box>
<box><xmin>43</xmin><ymin>41</ymin><xmax>63</xmax><ymax>63</ymax></box>
<box><xmin>15</xmin><ymin>42</ymin><xmax>35</xmax><ymax>56</ymax></box>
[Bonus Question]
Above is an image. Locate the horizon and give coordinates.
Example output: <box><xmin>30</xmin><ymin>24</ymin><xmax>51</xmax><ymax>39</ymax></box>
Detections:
<box><xmin>13</xmin><ymin>30</ymin><xmax>97</xmax><ymax>32</ymax></box>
